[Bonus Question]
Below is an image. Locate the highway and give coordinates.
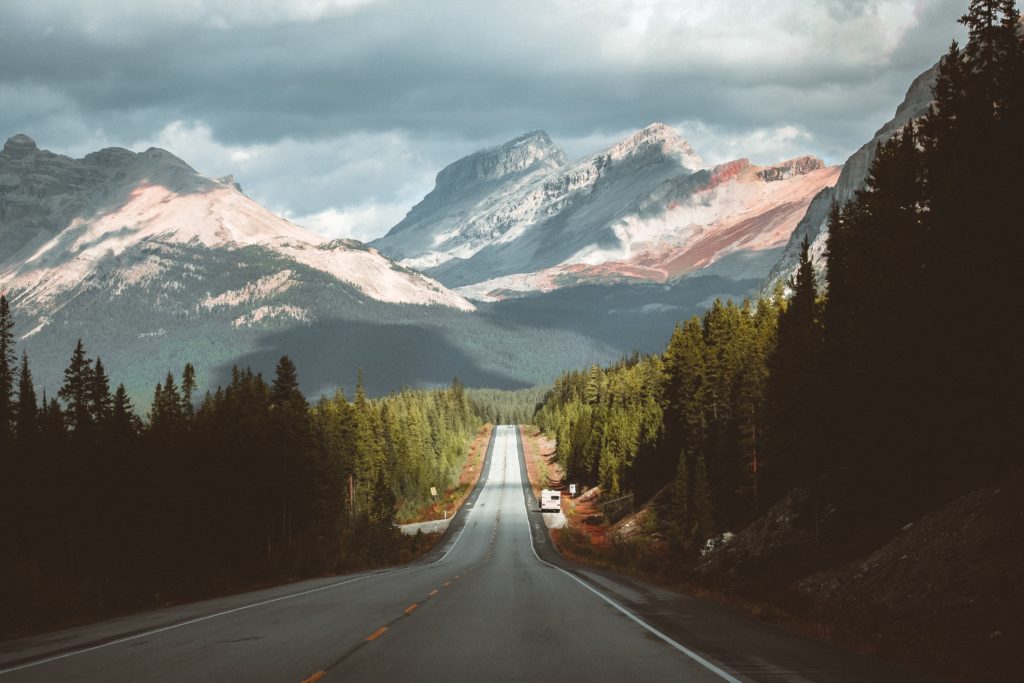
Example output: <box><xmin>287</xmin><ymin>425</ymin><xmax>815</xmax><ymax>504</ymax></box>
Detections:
<box><xmin>0</xmin><ymin>426</ymin><xmax>926</xmax><ymax>682</ymax></box>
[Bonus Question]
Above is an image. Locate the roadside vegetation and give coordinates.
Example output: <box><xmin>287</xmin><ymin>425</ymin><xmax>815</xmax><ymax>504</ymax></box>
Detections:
<box><xmin>0</xmin><ymin>310</ymin><xmax>483</xmax><ymax>636</ymax></box>
<box><xmin>533</xmin><ymin>3</ymin><xmax>1023</xmax><ymax>677</ymax></box>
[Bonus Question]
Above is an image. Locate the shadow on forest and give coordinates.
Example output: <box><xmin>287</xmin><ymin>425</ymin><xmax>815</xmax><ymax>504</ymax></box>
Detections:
<box><xmin>214</xmin><ymin>317</ymin><xmax>533</xmax><ymax>397</ymax></box>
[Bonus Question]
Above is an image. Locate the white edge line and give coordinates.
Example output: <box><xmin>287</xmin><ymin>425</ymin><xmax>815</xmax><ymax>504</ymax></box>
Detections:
<box><xmin>0</xmin><ymin>569</ymin><xmax>398</xmax><ymax>676</ymax></box>
<box><xmin>439</xmin><ymin>424</ymin><xmax>498</xmax><ymax>561</ymax></box>
<box><xmin>514</xmin><ymin>427</ymin><xmax>744</xmax><ymax>683</ymax></box>
<box><xmin>1</xmin><ymin>426</ymin><xmax>502</xmax><ymax>676</ymax></box>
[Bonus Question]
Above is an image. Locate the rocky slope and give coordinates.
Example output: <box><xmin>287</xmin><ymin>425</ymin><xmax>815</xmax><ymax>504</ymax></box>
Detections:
<box><xmin>372</xmin><ymin>124</ymin><xmax>839</xmax><ymax>300</ymax></box>
<box><xmin>0</xmin><ymin>134</ymin><xmax>473</xmax><ymax>316</ymax></box>
<box><xmin>763</xmin><ymin>63</ymin><xmax>939</xmax><ymax>293</ymax></box>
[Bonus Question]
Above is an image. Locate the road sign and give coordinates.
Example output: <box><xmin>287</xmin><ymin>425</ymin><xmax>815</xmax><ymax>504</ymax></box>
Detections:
<box><xmin>569</xmin><ymin>484</ymin><xmax>577</xmax><ymax>496</ymax></box>
<box><xmin>430</xmin><ymin>486</ymin><xmax>437</xmax><ymax>497</ymax></box>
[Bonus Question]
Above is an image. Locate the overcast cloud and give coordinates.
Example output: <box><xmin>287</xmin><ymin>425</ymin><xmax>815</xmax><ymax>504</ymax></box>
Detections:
<box><xmin>0</xmin><ymin>0</ymin><xmax>967</xmax><ymax>241</ymax></box>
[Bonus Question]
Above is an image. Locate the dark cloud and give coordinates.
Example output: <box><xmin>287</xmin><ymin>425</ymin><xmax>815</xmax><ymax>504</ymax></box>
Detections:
<box><xmin>0</xmin><ymin>0</ymin><xmax>968</xmax><ymax>239</ymax></box>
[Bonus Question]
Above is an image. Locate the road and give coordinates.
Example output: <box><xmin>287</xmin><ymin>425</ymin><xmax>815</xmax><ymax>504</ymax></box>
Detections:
<box><xmin>0</xmin><ymin>425</ymin><xmax>928</xmax><ymax>682</ymax></box>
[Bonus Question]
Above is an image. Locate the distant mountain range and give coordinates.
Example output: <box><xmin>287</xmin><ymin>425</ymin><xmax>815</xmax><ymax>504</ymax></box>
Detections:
<box><xmin>371</xmin><ymin>123</ymin><xmax>839</xmax><ymax>300</ymax></box>
<box><xmin>0</xmin><ymin>56</ymin><xmax>941</xmax><ymax>399</ymax></box>
<box><xmin>0</xmin><ymin>135</ymin><xmax>621</xmax><ymax>398</ymax></box>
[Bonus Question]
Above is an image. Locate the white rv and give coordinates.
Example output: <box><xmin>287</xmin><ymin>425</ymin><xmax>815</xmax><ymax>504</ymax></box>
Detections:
<box><xmin>539</xmin><ymin>489</ymin><xmax>561</xmax><ymax>513</ymax></box>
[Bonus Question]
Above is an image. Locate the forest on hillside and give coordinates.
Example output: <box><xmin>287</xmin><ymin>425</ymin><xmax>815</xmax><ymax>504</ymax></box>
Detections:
<box><xmin>536</xmin><ymin>0</ymin><xmax>1022</xmax><ymax>554</ymax></box>
<box><xmin>0</xmin><ymin>311</ymin><xmax>483</xmax><ymax>635</ymax></box>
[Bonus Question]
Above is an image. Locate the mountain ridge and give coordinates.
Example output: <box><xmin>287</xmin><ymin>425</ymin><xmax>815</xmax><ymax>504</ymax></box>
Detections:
<box><xmin>0</xmin><ymin>134</ymin><xmax>474</xmax><ymax>315</ymax></box>
<box><xmin>371</xmin><ymin>123</ymin><xmax>838</xmax><ymax>298</ymax></box>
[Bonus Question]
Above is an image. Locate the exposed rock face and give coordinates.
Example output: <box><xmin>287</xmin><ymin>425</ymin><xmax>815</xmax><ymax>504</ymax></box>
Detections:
<box><xmin>371</xmin><ymin>130</ymin><xmax>568</xmax><ymax>267</ymax></box>
<box><xmin>372</xmin><ymin>123</ymin><xmax>838</xmax><ymax>299</ymax></box>
<box><xmin>763</xmin><ymin>63</ymin><xmax>939</xmax><ymax>293</ymax></box>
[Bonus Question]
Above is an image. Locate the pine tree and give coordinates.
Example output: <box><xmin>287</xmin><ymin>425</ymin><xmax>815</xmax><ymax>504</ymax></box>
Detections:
<box><xmin>59</xmin><ymin>340</ymin><xmax>94</xmax><ymax>437</ymax></box>
<box><xmin>691</xmin><ymin>453</ymin><xmax>714</xmax><ymax>541</ymax></box>
<box><xmin>0</xmin><ymin>295</ymin><xmax>15</xmax><ymax>445</ymax></box>
<box><xmin>110</xmin><ymin>384</ymin><xmax>139</xmax><ymax>440</ymax></box>
<box><xmin>270</xmin><ymin>356</ymin><xmax>303</xmax><ymax>409</ymax></box>
<box><xmin>91</xmin><ymin>357</ymin><xmax>113</xmax><ymax>428</ymax></box>
<box><xmin>15</xmin><ymin>352</ymin><xmax>37</xmax><ymax>441</ymax></box>
<box><xmin>669</xmin><ymin>448</ymin><xmax>690</xmax><ymax>547</ymax></box>
<box><xmin>181</xmin><ymin>363</ymin><xmax>196</xmax><ymax>422</ymax></box>
<box><xmin>765</xmin><ymin>237</ymin><xmax>824</xmax><ymax>501</ymax></box>
<box><xmin>918</xmin><ymin>0</ymin><xmax>1023</xmax><ymax>485</ymax></box>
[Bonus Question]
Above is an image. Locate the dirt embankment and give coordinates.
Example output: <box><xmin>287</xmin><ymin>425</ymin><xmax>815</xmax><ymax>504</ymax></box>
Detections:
<box><xmin>518</xmin><ymin>425</ymin><xmax>1024</xmax><ymax>681</ymax></box>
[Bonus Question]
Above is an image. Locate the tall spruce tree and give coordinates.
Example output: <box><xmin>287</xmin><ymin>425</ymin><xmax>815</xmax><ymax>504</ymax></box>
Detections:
<box><xmin>15</xmin><ymin>352</ymin><xmax>37</xmax><ymax>442</ymax></box>
<box><xmin>91</xmin><ymin>357</ymin><xmax>113</xmax><ymax>428</ymax></box>
<box><xmin>919</xmin><ymin>0</ymin><xmax>1023</xmax><ymax>484</ymax></box>
<box><xmin>765</xmin><ymin>237</ymin><xmax>824</xmax><ymax>501</ymax></box>
<box><xmin>59</xmin><ymin>340</ymin><xmax>94</xmax><ymax>437</ymax></box>
<box><xmin>181</xmin><ymin>363</ymin><xmax>196</xmax><ymax>422</ymax></box>
<box><xmin>0</xmin><ymin>295</ymin><xmax>15</xmax><ymax>445</ymax></box>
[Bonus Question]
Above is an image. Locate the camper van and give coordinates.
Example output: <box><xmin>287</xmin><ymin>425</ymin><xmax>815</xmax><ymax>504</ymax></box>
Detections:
<box><xmin>539</xmin><ymin>489</ymin><xmax>561</xmax><ymax>513</ymax></box>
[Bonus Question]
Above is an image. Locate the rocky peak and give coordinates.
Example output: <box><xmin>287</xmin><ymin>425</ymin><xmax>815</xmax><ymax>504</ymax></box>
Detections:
<box><xmin>757</xmin><ymin>156</ymin><xmax>826</xmax><ymax>182</ymax></box>
<box><xmin>2</xmin><ymin>134</ymin><xmax>39</xmax><ymax>159</ymax></box>
<box><xmin>433</xmin><ymin>129</ymin><xmax>568</xmax><ymax>195</ymax></box>
<box><xmin>605</xmin><ymin>123</ymin><xmax>704</xmax><ymax>170</ymax></box>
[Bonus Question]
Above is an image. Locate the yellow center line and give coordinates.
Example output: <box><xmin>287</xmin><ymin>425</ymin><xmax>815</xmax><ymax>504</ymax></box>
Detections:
<box><xmin>300</xmin><ymin>671</ymin><xmax>327</xmax><ymax>683</ymax></box>
<box><xmin>404</xmin><ymin>603</ymin><xmax>418</xmax><ymax>615</ymax></box>
<box><xmin>429</xmin><ymin>589</ymin><xmax>438</xmax><ymax>596</ymax></box>
<box><xmin>365</xmin><ymin>626</ymin><xmax>388</xmax><ymax>641</ymax></box>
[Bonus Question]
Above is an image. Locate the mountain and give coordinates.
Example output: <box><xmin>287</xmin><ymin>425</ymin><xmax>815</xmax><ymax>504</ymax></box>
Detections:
<box><xmin>1</xmin><ymin>135</ymin><xmax>630</xmax><ymax>398</ymax></box>
<box><xmin>0</xmin><ymin>134</ymin><xmax>473</xmax><ymax>316</ymax></box>
<box><xmin>763</xmin><ymin>63</ymin><xmax>939</xmax><ymax>293</ymax></box>
<box><xmin>371</xmin><ymin>123</ymin><xmax>840</xmax><ymax>300</ymax></box>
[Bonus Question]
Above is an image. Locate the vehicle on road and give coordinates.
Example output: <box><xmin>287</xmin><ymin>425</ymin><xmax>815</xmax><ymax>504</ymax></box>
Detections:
<box><xmin>539</xmin><ymin>489</ymin><xmax>561</xmax><ymax>512</ymax></box>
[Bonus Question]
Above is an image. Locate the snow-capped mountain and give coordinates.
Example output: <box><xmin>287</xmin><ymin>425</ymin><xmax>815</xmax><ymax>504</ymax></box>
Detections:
<box><xmin>764</xmin><ymin>63</ymin><xmax>939</xmax><ymax>293</ymax></box>
<box><xmin>0</xmin><ymin>134</ymin><xmax>473</xmax><ymax>318</ymax></box>
<box><xmin>0</xmin><ymin>135</ymin><xmax>515</xmax><ymax>399</ymax></box>
<box><xmin>371</xmin><ymin>123</ymin><xmax>839</xmax><ymax>300</ymax></box>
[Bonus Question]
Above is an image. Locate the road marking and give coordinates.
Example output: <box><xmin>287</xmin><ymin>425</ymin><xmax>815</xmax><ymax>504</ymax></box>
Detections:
<box><xmin>365</xmin><ymin>627</ymin><xmax>388</xmax><ymax>641</ymax></box>
<box><xmin>300</xmin><ymin>671</ymin><xmax>327</xmax><ymax>683</ymax></box>
<box><xmin>403</xmin><ymin>603</ymin><xmax>418</xmax><ymax>615</ymax></box>
<box><xmin>429</xmin><ymin>589</ymin><xmax>438</xmax><ymax>596</ymax></box>
<box><xmin>443</xmin><ymin>581</ymin><xmax>451</xmax><ymax>587</ymax></box>
<box><xmin>0</xmin><ymin>568</ymin><xmax>407</xmax><ymax>676</ymax></box>
<box><xmin>515</xmin><ymin>430</ymin><xmax>742</xmax><ymax>683</ymax></box>
<box><xmin>2</xmin><ymin>427</ymin><xmax>504</xmax><ymax>677</ymax></box>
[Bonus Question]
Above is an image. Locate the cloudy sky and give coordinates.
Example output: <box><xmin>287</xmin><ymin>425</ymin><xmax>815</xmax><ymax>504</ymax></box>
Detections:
<box><xmin>1</xmin><ymin>0</ymin><xmax>967</xmax><ymax>242</ymax></box>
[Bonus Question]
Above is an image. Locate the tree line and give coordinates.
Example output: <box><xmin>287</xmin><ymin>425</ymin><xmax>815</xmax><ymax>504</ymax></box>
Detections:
<box><xmin>537</xmin><ymin>0</ymin><xmax>1023</xmax><ymax>552</ymax></box>
<box><xmin>0</xmin><ymin>303</ymin><xmax>481</xmax><ymax>634</ymax></box>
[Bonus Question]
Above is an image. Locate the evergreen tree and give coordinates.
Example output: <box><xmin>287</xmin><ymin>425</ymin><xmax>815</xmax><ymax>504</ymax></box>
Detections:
<box><xmin>59</xmin><ymin>340</ymin><xmax>94</xmax><ymax>437</ymax></box>
<box><xmin>766</xmin><ymin>237</ymin><xmax>824</xmax><ymax>501</ymax></box>
<box><xmin>181</xmin><ymin>363</ymin><xmax>196</xmax><ymax>422</ymax></box>
<box><xmin>90</xmin><ymin>357</ymin><xmax>113</xmax><ymax>428</ymax></box>
<box><xmin>669</xmin><ymin>448</ymin><xmax>690</xmax><ymax>548</ymax></box>
<box><xmin>691</xmin><ymin>453</ymin><xmax>714</xmax><ymax>542</ymax></box>
<box><xmin>0</xmin><ymin>295</ymin><xmax>15</xmax><ymax>445</ymax></box>
<box><xmin>110</xmin><ymin>384</ymin><xmax>139</xmax><ymax>441</ymax></box>
<box><xmin>15</xmin><ymin>352</ymin><xmax>37</xmax><ymax>442</ymax></box>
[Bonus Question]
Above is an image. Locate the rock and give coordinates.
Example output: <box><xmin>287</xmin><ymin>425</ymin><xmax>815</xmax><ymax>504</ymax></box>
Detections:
<box><xmin>700</xmin><ymin>531</ymin><xmax>736</xmax><ymax>557</ymax></box>
<box><xmin>2</xmin><ymin>134</ymin><xmax>38</xmax><ymax>159</ymax></box>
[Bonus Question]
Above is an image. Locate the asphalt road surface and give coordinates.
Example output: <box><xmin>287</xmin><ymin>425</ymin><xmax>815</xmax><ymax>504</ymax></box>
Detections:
<box><xmin>0</xmin><ymin>426</ymin><xmax>929</xmax><ymax>682</ymax></box>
